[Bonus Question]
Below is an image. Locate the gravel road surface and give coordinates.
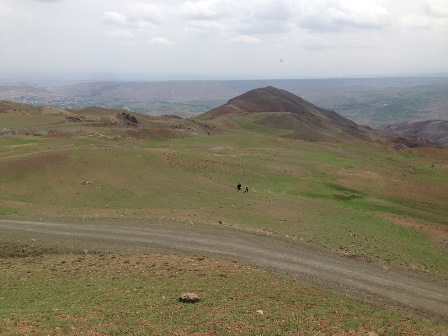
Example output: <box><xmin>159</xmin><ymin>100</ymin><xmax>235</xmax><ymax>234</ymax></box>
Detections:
<box><xmin>1</xmin><ymin>218</ymin><xmax>447</xmax><ymax>319</ymax></box>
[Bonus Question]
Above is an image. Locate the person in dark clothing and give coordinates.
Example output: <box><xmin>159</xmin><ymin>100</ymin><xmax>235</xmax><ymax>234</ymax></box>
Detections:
<box><xmin>237</xmin><ymin>183</ymin><xmax>242</xmax><ymax>191</ymax></box>
<box><xmin>244</xmin><ymin>186</ymin><xmax>249</xmax><ymax>193</ymax></box>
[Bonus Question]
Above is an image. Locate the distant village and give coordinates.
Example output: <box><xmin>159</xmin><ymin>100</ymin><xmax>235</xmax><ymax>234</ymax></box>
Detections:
<box><xmin>13</xmin><ymin>95</ymin><xmax>114</xmax><ymax>110</ymax></box>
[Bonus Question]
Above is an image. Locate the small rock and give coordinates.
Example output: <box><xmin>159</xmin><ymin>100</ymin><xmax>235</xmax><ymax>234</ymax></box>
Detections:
<box><xmin>256</xmin><ymin>309</ymin><xmax>264</xmax><ymax>315</ymax></box>
<box><xmin>179</xmin><ymin>292</ymin><xmax>200</xmax><ymax>303</ymax></box>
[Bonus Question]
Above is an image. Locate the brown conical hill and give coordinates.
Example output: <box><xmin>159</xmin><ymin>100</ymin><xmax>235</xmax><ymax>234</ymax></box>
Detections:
<box><xmin>201</xmin><ymin>86</ymin><xmax>353</xmax><ymax>123</ymax></box>
<box><xmin>196</xmin><ymin>86</ymin><xmax>443</xmax><ymax>147</ymax></box>
<box><xmin>198</xmin><ymin>86</ymin><xmax>370</xmax><ymax>141</ymax></box>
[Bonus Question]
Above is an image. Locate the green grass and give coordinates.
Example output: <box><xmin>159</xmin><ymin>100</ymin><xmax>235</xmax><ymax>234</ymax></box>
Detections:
<box><xmin>1</xmin><ymin>109</ymin><xmax>448</xmax><ymax>334</ymax></box>
<box><xmin>1</xmin><ymin>253</ymin><xmax>446</xmax><ymax>335</ymax></box>
<box><xmin>0</xmin><ymin>115</ymin><xmax>66</xmax><ymax>128</ymax></box>
<box><xmin>0</xmin><ymin>139</ymin><xmax>40</xmax><ymax>146</ymax></box>
<box><xmin>0</xmin><ymin>133</ymin><xmax>447</xmax><ymax>275</ymax></box>
<box><xmin>0</xmin><ymin>206</ymin><xmax>14</xmax><ymax>216</ymax></box>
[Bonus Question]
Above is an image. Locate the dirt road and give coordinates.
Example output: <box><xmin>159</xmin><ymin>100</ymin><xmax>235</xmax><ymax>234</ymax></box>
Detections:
<box><xmin>1</xmin><ymin>218</ymin><xmax>447</xmax><ymax>319</ymax></box>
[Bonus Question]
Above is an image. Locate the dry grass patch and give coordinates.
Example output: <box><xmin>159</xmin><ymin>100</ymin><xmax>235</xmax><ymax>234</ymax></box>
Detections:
<box><xmin>377</xmin><ymin>213</ymin><xmax>448</xmax><ymax>248</ymax></box>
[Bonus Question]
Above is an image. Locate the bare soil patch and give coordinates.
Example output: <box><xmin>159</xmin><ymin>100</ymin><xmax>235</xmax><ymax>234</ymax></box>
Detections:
<box><xmin>377</xmin><ymin>213</ymin><xmax>448</xmax><ymax>247</ymax></box>
<box><xmin>0</xmin><ymin>152</ymin><xmax>70</xmax><ymax>176</ymax></box>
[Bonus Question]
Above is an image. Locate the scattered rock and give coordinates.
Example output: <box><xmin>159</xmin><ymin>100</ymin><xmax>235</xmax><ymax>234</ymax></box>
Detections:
<box><xmin>82</xmin><ymin>180</ymin><xmax>95</xmax><ymax>186</ymax></box>
<box><xmin>25</xmin><ymin>131</ymin><xmax>49</xmax><ymax>136</ymax></box>
<box><xmin>117</xmin><ymin>112</ymin><xmax>138</xmax><ymax>125</ymax></box>
<box><xmin>65</xmin><ymin>116</ymin><xmax>83</xmax><ymax>122</ymax></box>
<box><xmin>179</xmin><ymin>292</ymin><xmax>200</xmax><ymax>303</ymax></box>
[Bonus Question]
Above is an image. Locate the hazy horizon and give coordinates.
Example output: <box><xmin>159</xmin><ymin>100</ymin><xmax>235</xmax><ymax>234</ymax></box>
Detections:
<box><xmin>2</xmin><ymin>71</ymin><xmax>448</xmax><ymax>86</ymax></box>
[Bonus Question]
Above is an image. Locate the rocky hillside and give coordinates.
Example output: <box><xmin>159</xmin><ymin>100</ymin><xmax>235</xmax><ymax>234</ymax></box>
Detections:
<box><xmin>384</xmin><ymin>120</ymin><xmax>448</xmax><ymax>147</ymax></box>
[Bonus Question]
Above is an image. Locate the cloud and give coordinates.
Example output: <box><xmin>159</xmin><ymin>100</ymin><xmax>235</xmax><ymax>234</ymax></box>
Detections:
<box><xmin>104</xmin><ymin>11</ymin><xmax>128</xmax><ymax>26</ymax></box>
<box><xmin>181</xmin><ymin>1</ymin><xmax>219</xmax><ymax>20</ymax></box>
<box><xmin>149</xmin><ymin>37</ymin><xmax>175</xmax><ymax>46</ymax></box>
<box><xmin>185</xmin><ymin>20</ymin><xmax>223</xmax><ymax>34</ymax></box>
<box><xmin>179</xmin><ymin>0</ymin><xmax>297</xmax><ymax>36</ymax></box>
<box><xmin>126</xmin><ymin>2</ymin><xmax>166</xmax><ymax>25</ymax></box>
<box><xmin>0</xmin><ymin>2</ymin><xmax>23</xmax><ymax>19</ymax></box>
<box><xmin>299</xmin><ymin>0</ymin><xmax>390</xmax><ymax>32</ymax></box>
<box><xmin>179</xmin><ymin>0</ymin><xmax>391</xmax><ymax>37</ymax></box>
<box><xmin>253</xmin><ymin>1</ymin><xmax>296</xmax><ymax>21</ymax></box>
<box><xmin>104</xmin><ymin>28</ymin><xmax>134</xmax><ymax>44</ymax></box>
<box><xmin>103</xmin><ymin>2</ymin><xmax>168</xmax><ymax>38</ymax></box>
<box><xmin>393</xmin><ymin>0</ymin><xmax>448</xmax><ymax>31</ymax></box>
<box><xmin>229</xmin><ymin>35</ymin><xmax>262</xmax><ymax>44</ymax></box>
<box><xmin>97</xmin><ymin>0</ymin><xmax>393</xmax><ymax>60</ymax></box>
<box><xmin>422</xmin><ymin>0</ymin><xmax>448</xmax><ymax>18</ymax></box>
<box><xmin>233</xmin><ymin>19</ymin><xmax>292</xmax><ymax>35</ymax></box>
<box><xmin>2</xmin><ymin>0</ymin><xmax>447</xmax><ymax>79</ymax></box>
<box><xmin>0</xmin><ymin>3</ymin><xmax>35</xmax><ymax>23</ymax></box>
<box><xmin>0</xmin><ymin>3</ymin><xmax>17</xmax><ymax>18</ymax></box>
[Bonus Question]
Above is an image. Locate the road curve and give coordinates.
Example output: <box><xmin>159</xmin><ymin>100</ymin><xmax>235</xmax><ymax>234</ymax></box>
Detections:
<box><xmin>1</xmin><ymin>219</ymin><xmax>447</xmax><ymax>319</ymax></box>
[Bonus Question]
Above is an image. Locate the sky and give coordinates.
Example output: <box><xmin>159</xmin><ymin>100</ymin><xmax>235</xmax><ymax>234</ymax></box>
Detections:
<box><xmin>0</xmin><ymin>0</ymin><xmax>447</xmax><ymax>80</ymax></box>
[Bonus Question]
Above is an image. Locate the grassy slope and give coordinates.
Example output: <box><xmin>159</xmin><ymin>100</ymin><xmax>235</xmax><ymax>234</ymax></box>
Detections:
<box><xmin>1</xmin><ymin>253</ymin><xmax>447</xmax><ymax>336</ymax></box>
<box><xmin>1</xmin><ymin>111</ymin><xmax>448</xmax><ymax>334</ymax></box>
<box><xmin>0</xmin><ymin>131</ymin><xmax>447</xmax><ymax>275</ymax></box>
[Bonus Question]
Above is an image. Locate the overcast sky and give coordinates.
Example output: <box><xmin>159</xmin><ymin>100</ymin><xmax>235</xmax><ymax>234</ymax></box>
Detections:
<box><xmin>1</xmin><ymin>0</ymin><xmax>447</xmax><ymax>80</ymax></box>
